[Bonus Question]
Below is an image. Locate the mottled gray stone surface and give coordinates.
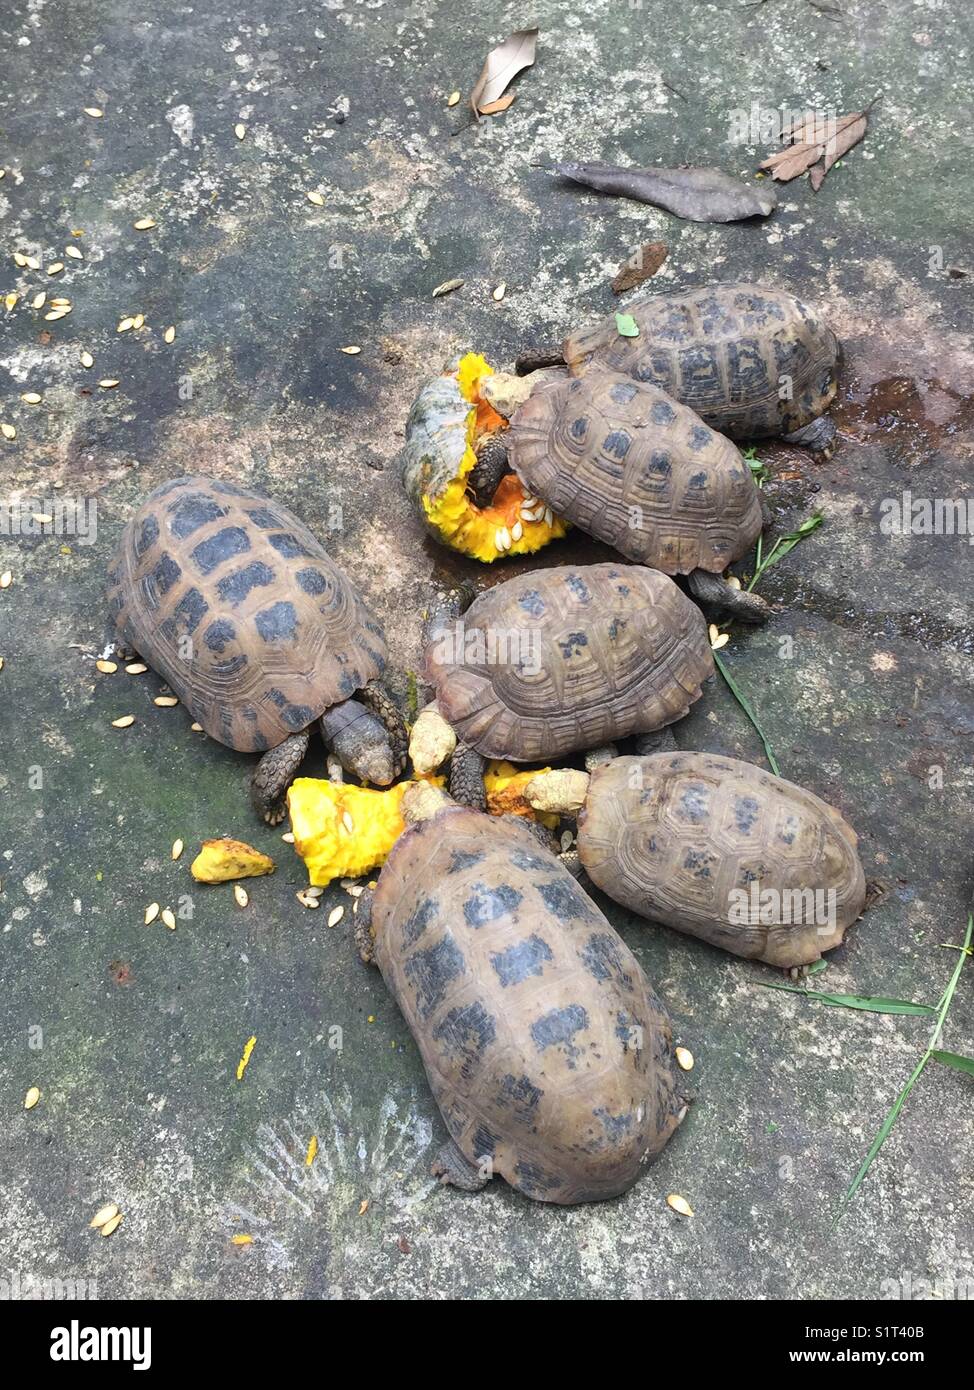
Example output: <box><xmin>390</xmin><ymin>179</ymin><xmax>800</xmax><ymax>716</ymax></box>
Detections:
<box><xmin>0</xmin><ymin>1</ymin><xmax>971</xmax><ymax>1300</ymax></box>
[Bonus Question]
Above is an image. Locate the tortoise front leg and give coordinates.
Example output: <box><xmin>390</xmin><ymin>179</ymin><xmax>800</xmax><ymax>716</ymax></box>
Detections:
<box><xmin>359</xmin><ymin>680</ymin><xmax>408</xmax><ymax>779</ymax></box>
<box><xmin>782</xmin><ymin>413</ymin><xmax>837</xmax><ymax>460</ymax></box>
<box><xmin>449</xmin><ymin>742</ymin><xmax>486</xmax><ymax>811</ymax></box>
<box><xmin>251</xmin><ymin>729</ymin><xmax>311</xmax><ymax>824</ymax></box>
<box><xmin>469</xmin><ymin>435</ymin><xmax>511</xmax><ymax>508</ymax></box>
<box><xmin>354</xmin><ymin>886</ymin><xmax>376</xmax><ymax>965</ymax></box>
<box><xmin>431</xmin><ymin>1137</ymin><xmax>489</xmax><ymax>1193</ymax></box>
<box><xmin>687</xmin><ymin>569</ymin><xmax>771</xmax><ymax>625</ymax></box>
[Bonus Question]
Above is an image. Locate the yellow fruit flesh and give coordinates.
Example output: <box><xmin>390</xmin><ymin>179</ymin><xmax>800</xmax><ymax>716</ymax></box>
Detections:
<box><xmin>422</xmin><ymin>352</ymin><xmax>569</xmax><ymax>563</ymax></box>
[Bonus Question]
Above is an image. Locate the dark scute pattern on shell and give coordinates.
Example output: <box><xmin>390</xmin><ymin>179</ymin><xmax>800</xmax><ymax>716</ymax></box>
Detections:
<box><xmin>371</xmin><ymin>808</ymin><xmax>683</xmax><ymax>1205</ymax></box>
<box><xmin>562</xmin><ymin>282</ymin><xmax>840</xmax><ymax>440</ymax></box>
<box><xmin>105</xmin><ymin>475</ymin><xmax>387</xmax><ymax>752</ymax></box>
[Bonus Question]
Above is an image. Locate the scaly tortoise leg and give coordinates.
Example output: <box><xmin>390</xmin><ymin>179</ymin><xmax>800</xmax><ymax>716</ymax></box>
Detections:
<box><xmin>449</xmin><ymin>743</ymin><xmax>486</xmax><ymax>811</ymax></box>
<box><xmin>687</xmin><ymin>568</ymin><xmax>771</xmax><ymax>625</ymax></box>
<box><xmin>251</xmin><ymin>729</ymin><xmax>311</xmax><ymax>825</ymax></box>
<box><xmin>354</xmin><ymin>886</ymin><xmax>376</xmax><ymax>965</ymax></box>
<box><xmin>469</xmin><ymin>436</ymin><xmax>511</xmax><ymax>507</ymax></box>
<box><xmin>431</xmin><ymin>1137</ymin><xmax>490</xmax><ymax>1193</ymax></box>
<box><xmin>359</xmin><ymin>680</ymin><xmax>408</xmax><ymax>778</ymax></box>
<box><xmin>782</xmin><ymin>413</ymin><xmax>837</xmax><ymax>460</ymax></box>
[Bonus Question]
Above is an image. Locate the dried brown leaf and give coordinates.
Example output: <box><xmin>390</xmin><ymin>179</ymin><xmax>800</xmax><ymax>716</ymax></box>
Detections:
<box><xmin>823</xmin><ymin>114</ymin><xmax>868</xmax><ymax>172</ymax></box>
<box><xmin>611</xmin><ymin>242</ymin><xmax>668</xmax><ymax>294</ymax></box>
<box><xmin>478</xmin><ymin>93</ymin><xmax>516</xmax><ymax>116</ymax></box>
<box><xmin>470</xmin><ymin>28</ymin><xmax>538</xmax><ymax>119</ymax></box>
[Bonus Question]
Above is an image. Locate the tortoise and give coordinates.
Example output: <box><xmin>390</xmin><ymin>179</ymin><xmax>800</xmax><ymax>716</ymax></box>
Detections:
<box><xmin>524</xmin><ymin>752</ymin><xmax>866</xmax><ymax>973</ymax></box>
<box><xmin>105</xmin><ymin>475</ymin><xmax>407</xmax><ymax>823</ymax></box>
<box><xmin>355</xmin><ymin>784</ymin><xmax>687</xmax><ymax>1203</ymax></box>
<box><xmin>423</xmin><ymin>562</ymin><xmax>714</xmax><ymax>804</ymax></box>
<box><xmin>516</xmin><ymin>282</ymin><xmax>841</xmax><ymax>456</ymax></box>
<box><xmin>475</xmin><ymin>367</ymin><xmax>770</xmax><ymax>622</ymax></box>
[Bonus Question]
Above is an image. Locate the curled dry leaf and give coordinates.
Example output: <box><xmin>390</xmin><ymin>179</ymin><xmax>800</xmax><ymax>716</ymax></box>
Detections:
<box><xmin>759</xmin><ymin>100</ymin><xmax>878</xmax><ymax>190</ymax></box>
<box><xmin>611</xmin><ymin>241</ymin><xmax>668</xmax><ymax>294</ymax></box>
<box><xmin>544</xmin><ymin>162</ymin><xmax>776</xmax><ymax>222</ymax></box>
<box><xmin>470</xmin><ymin>28</ymin><xmax>538</xmax><ymax>119</ymax></box>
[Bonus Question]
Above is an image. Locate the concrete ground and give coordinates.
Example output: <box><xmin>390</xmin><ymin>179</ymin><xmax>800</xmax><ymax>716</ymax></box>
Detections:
<box><xmin>1</xmin><ymin>1</ymin><xmax>972</xmax><ymax>1300</ymax></box>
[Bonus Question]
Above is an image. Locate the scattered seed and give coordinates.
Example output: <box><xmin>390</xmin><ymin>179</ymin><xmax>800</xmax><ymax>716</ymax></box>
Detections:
<box><xmin>95</xmin><ymin>659</ymin><xmax>117</xmax><ymax>674</ymax></box>
<box><xmin>234</xmin><ymin>123</ymin><xmax>247</xmax><ymax>140</ymax></box>
<box><xmin>234</xmin><ymin>884</ymin><xmax>249</xmax><ymax>908</ymax></box>
<box><xmin>676</xmin><ymin>1046</ymin><xmax>694</xmax><ymax>1071</ymax></box>
<box><xmin>726</xmin><ymin>575</ymin><xmax>742</xmax><ymax>591</ymax></box>
<box><xmin>32</xmin><ymin>513</ymin><xmax>53</xmax><ymax>524</ymax></box>
<box><xmin>340</xmin><ymin>345</ymin><xmax>361</xmax><ymax>355</ymax></box>
<box><xmin>161</xmin><ymin>908</ymin><xmax>176</xmax><ymax>930</ymax></box>
<box><xmin>171</xmin><ymin>838</ymin><xmax>184</xmax><ymax>860</ymax></box>
<box><xmin>296</xmin><ymin>890</ymin><xmax>320</xmax><ymax>909</ymax></box>
<box><xmin>560</xmin><ymin>830</ymin><xmax>574</xmax><ymax>852</ymax></box>
<box><xmin>492</xmin><ymin>282</ymin><xmax>507</xmax><ymax>301</ymax></box>
<box><xmin>305</xmin><ymin>886</ymin><xmax>324</xmax><ymax>898</ymax></box>
<box><xmin>49</xmin><ymin>297</ymin><xmax>71</xmax><ymax>306</ymax></box>
<box><xmin>358</xmin><ymin>1199</ymin><xmax>369</xmax><ymax>1216</ymax></box>
<box><xmin>0</xmin><ymin>657</ymin><xmax>4</xmax><ymax>669</ymax></box>
<box><xmin>90</xmin><ymin>1203</ymin><xmax>119</xmax><ymax>1229</ymax></box>
<box><xmin>510</xmin><ymin>520</ymin><xmax>523</xmax><ymax>542</ymax></box>
<box><xmin>144</xmin><ymin>903</ymin><xmax>160</xmax><ymax>925</ymax></box>
<box><xmin>65</xmin><ymin>246</ymin><xmax>83</xmax><ymax>260</ymax></box>
<box><xmin>47</xmin><ymin>262</ymin><xmax>64</xmax><ymax>275</ymax></box>
<box><xmin>132</xmin><ymin>313</ymin><xmax>145</xmax><ymax>329</ymax></box>
<box><xmin>24</xmin><ymin>1086</ymin><xmax>41</xmax><ymax>1110</ymax></box>
<box><xmin>13</xmin><ymin>252</ymin><xmax>27</xmax><ymax>267</ymax></box>
<box><xmin>21</xmin><ymin>392</ymin><xmax>42</xmax><ymax>404</ymax></box>
<box><xmin>98</xmin><ymin>379</ymin><xmax>120</xmax><ymax>388</ymax></box>
<box><xmin>25</xmin><ymin>255</ymin><xmax>41</xmax><ymax>270</ymax></box>
<box><xmin>111</xmin><ymin>715</ymin><xmax>135</xmax><ymax>728</ymax></box>
<box><xmin>84</xmin><ymin>107</ymin><xmax>104</xmax><ymax>118</ymax></box>
<box><xmin>447</xmin><ymin>91</ymin><xmax>461</xmax><ymax>107</ymax></box>
<box><xmin>4</xmin><ymin>292</ymin><xmax>18</xmax><ymax>311</ymax></box>
<box><xmin>32</xmin><ymin>292</ymin><xmax>46</xmax><ymax>309</ymax></box>
<box><xmin>327</xmin><ymin>905</ymin><xmax>345</xmax><ymax>928</ymax></box>
<box><xmin>117</xmin><ymin>317</ymin><xmax>135</xmax><ymax>333</ymax></box>
<box><xmin>99</xmin><ymin>1213</ymin><xmax>123</xmax><ymax>1237</ymax></box>
<box><xmin>666</xmin><ymin>1193</ymin><xmax>693</xmax><ymax>1217</ymax></box>
<box><xmin>126</xmin><ymin>662</ymin><xmax>147</xmax><ymax>674</ymax></box>
<box><xmin>0</xmin><ymin>425</ymin><xmax>11</xmax><ymax>440</ymax></box>
<box><xmin>44</xmin><ymin>309</ymin><xmax>70</xmax><ymax>320</ymax></box>
<box><xmin>349</xmin><ymin>884</ymin><xmax>364</xmax><ymax>898</ymax></box>
<box><xmin>133</xmin><ymin>217</ymin><xmax>156</xmax><ymax>230</ymax></box>
<box><xmin>281</xmin><ymin>831</ymin><xmax>295</xmax><ymax>844</ymax></box>
<box><xmin>495</xmin><ymin>526</ymin><xmax>511</xmax><ymax>552</ymax></box>
<box><xmin>341</xmin><ymin>811</ymin><xmax>354</xmax><ymax>834</ymax></box>
<box><xmin>432</xmin><ymin>277</ymin><xmax>464</xmax><ymax>298</ymax></box>
<box><xmin>0</xmin><ymin>571</ymin><xmax>11</xmax><ymax>587</ymax></box>
<box><xmin>163</xmin><ymin>325</ymin><xmax>175</xmax><ymax>343</ymax></box>
<box><xmin>306</xmin><ymin>190</ymin><xmax>325</xmax><ymax>206</ymax></box>
<box><xmin>154</xmin><ymin>695</ymin><xmax>179</xmax><ymax>707</ymax></box>
<box><xmin>190</xmin><ymin>722</ymin><xmax>203</xmax><ymax>732</ymax></box>
<box><xmin>543</xmin><ymin>507</ymin><xmax>553</xmax><ymax>527</ymax></box>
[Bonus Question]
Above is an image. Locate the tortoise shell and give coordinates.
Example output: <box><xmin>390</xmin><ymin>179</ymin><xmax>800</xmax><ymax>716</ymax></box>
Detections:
<box><xmin>563</xmin><ymin>283</ymin><xmax>840</xmax><ymax>440</ymax></box>
<box><xmin>105</xmin><ymin>476</ymin><xmax>387</xmax><ymax>752</ymax></box>
<box><xmin>578</xmin><ymin>753</ymin><xmax>866</xmax><ymax>970</ymax></box>
<box><xmin>372</xmin><ymin>805</ymin><xmax>684</xmax><ymax>1204</ymax></box>
<box><xmin>426</xmin><ymin>563</ymin><xmax>713</xmax><ymax>762</ymax></box>
<box><xmin>508</xmin><ymin>370</ymin><xmax>763</xmax><ymax>573</ymax></box>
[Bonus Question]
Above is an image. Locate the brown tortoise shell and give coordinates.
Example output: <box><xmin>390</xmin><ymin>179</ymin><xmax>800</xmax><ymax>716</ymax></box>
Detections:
<box><xmin>426</xmin><ymin>562</ymin><xmax>714</xmax><ymax>762</ymax></box>
<box><xmin>563</xmin><ymin>283</ymin><xmax>840</xmax><ymax>440</ymax></box>
<box><xmin>372</xmin><ymin>806</ymin><xmax>684</xmax><ymax>1204</ymax></box>
<box><xmin>578</xmin><ymin>753</ymin><xmax>867</xmax><ymax>970</ymax></box>
<box><xmin>508</xmin><ymin>370</ymin><xmax>763</xmax><ymax>574</ymax></box>
<box><xmin>105</xmin><ymin>476</ymin><xmax>387</xmax><ymax>752</ymax></box>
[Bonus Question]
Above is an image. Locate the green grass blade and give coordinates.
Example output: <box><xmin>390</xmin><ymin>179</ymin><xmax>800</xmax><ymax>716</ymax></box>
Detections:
<box><xmin>931</xmin><ymin>1050</ymin><xmax>974</xmax><ymax>1077</ymax></box>
<box><xmin>712</xmin><ymin>652</ymin><xmax>780</xmax><ymax>776</ymax></box>
<box><xmin>757</xmin><ymin>983</ymin><xmax>936</xmax><ymax>1015</ymax></box>
<box><xmin>747</xmin><ymin>513</ymin><xmax>824</xmax><ymax>591</ymax></box>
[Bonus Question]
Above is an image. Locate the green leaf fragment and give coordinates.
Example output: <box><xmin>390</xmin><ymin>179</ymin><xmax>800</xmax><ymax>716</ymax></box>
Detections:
<box><xmin>615</xmin><ymin>312</ymin><xmax>639</xmax><ymax>338</ymax></box>
<box><xmin>931</xmin><ymin>1049</ymin><xmax>974</xmax><ymax>1077</ymax></box>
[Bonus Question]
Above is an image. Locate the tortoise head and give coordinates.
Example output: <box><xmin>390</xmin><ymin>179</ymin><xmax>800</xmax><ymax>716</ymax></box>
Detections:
<box><xmin>481</xmin><ymin>372</ymin><xmax>536</xmax><ymax>420</ymax></box>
